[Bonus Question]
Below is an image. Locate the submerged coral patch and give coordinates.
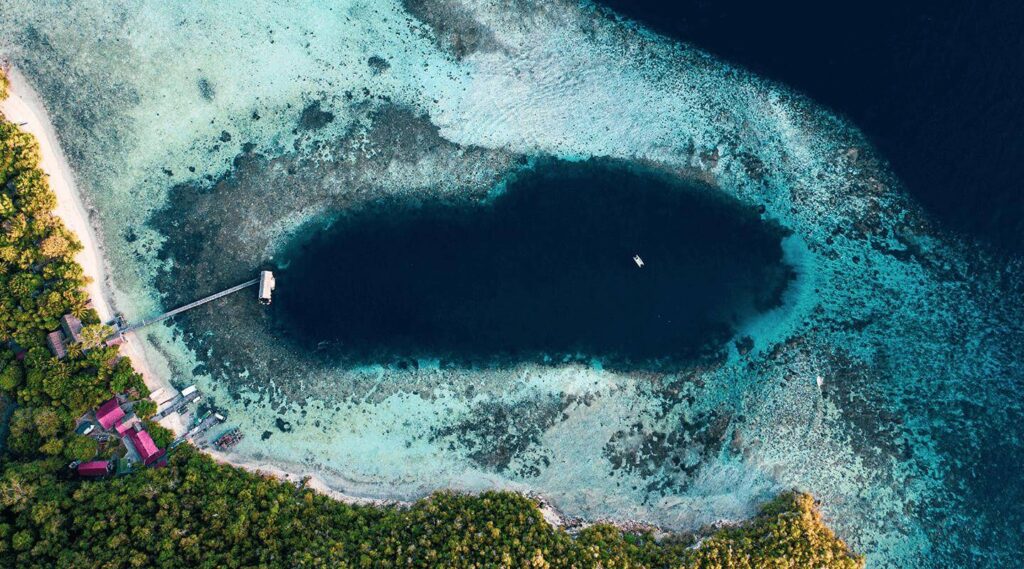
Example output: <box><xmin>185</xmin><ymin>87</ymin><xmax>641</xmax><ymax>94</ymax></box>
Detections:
<box><xmin>2</xmin><ymin>0</ymin><xmax>1022</xmax><ymax>566</ymax></box>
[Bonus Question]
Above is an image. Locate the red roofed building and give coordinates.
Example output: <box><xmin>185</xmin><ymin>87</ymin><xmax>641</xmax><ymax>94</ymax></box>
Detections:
<box><xmin>114</xmin><ymin>417</ymin><xmax>136</xmax><ymax>436</ymax></box>
<box><xmin>95</xmin><ymin>398</ymin><xmax>125</xmax><ymax>430</ymax></box>
<box><xmin>77</xmin><ymin>460</ymin><xmax>112</xmax><ymax>477</ymax></box>
<box><xmin>126</xmin><ymin>428</ymin><xmax>165</xmax><ymax>466</ymax></box>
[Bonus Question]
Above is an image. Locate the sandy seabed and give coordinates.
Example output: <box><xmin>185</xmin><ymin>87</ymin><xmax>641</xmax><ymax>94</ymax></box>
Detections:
<box><xmin>0</xmin><ymin>74</ymin><xmax>612</xmax><ymax>522</ymax></box>
<box><xmin>2</xmin><ymin>67</ymin><xmax>386</xmax><ymax>504</ymax></box>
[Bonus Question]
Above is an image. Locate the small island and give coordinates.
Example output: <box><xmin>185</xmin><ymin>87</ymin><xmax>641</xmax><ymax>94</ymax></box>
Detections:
<box><xmin>0</xmin><ymin>68</ymin><xmax>864</xmax><ymax>568</ymax></box>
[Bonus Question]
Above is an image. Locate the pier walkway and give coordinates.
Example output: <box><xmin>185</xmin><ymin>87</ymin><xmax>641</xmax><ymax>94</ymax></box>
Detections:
<box><xmin>171</xmin><ymin>412</ymin><xmax>224</xmax><ymax>449</ymax></box>
<box><xmin>153</xmin><ymin>385</ymin><xmax>201</xmax><ymax>421</ymax></box>
<box><xmin>118</xmin><ymin>278</ymin><xmax>259</xmax><ymax>334</ymax></box>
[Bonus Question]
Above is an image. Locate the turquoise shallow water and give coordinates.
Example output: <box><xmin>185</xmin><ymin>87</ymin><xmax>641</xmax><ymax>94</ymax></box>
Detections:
<box><xmin>1</xmin><ymin>1</ymin><xmax>1021</xmax><ymax>566</ymax></box>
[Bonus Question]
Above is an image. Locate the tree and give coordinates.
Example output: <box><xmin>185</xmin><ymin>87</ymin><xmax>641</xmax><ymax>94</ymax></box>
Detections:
<box><xmin>144</xmin><ymin>422</ymin><xmax>174</xmax><ymax>449</ymax></box>
<box><xmin>0</xmin><ymin>193</ymin><xmax>14</xmax><ymax>217</ymax></box>
<box><xmin>0</xmin><ymin>97</ymin><xmax>865</xmax><ymax>569</ymax></box>
<box><xmin>63</xmin><ymin>435</ymin><xmax>98</xmax><ymax>462</ymax></box>
<box><xmin>32</xmin><ymin>408</ymin><xmax>61</xmax><ymax>438</ymax></box>
<box><xmin>133</xmin><ymin>399</ymin><xmax>157</xmax><ymax>419</ymax></box>
<box><xmin>10</xmin><ymin>531</ymin><xmax>32</xmax><ymax>552</ymax></box>
<box><xmin>78</xmin><ymin>324</ymin><xmax>114</xmax><ymax>350</ymax></box>
<box><xmin>38</xmin><ymin>233</ymin><xmax>70</xmax><ymax>259</ymax></box>
<box><xmin>0</xmin><ymin>360</ymin><xmax>23</xmax><ymax>391</ymax></box>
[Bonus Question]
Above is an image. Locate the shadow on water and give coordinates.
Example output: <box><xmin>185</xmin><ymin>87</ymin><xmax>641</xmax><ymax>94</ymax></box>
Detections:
<box><xmin>272</xmin><ymin>158</ymin><xmax>793</xmax><ymax>369</ymax></box>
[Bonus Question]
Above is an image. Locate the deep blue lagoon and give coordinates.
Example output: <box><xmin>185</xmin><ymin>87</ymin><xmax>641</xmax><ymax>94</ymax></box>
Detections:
<box><xmin>274</xmin><ymin>159</ymin><xmax>791</xmax><ymax>367</ymax></box>
<box><xmin>4</xmin><ymin>1</ymin><xmax>1022</xmax><ymax>566</ymax></box>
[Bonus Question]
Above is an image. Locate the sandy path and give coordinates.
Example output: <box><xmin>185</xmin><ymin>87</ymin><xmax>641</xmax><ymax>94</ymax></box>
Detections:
<box><xmin>1</xmin><ymin>67</ymin><xmax>181</xmax><ymax>430</ymax></box>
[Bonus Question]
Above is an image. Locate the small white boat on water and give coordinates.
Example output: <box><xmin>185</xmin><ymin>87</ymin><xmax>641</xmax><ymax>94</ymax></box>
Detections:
<box><xmin>633</xmin><ymin>254</ymin><xmax>644</xmax><ymax>268</ymax></box>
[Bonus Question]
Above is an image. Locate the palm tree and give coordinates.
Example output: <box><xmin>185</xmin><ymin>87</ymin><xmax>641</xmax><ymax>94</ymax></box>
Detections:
<box><xmin>78</xmin><ymin>324</ymin><xmax>114</xmax><ymax>350</ymax></box>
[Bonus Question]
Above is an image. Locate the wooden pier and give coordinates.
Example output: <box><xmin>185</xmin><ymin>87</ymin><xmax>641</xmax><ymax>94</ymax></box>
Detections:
<box><xmin>153</xmin><ymin>385</ymin><xmax>201</xmax><ymax>421</ymax></box>
<box><xmin>117</xmin><ymin>277</ymin><xmax>260</xmax><ymax>334</ymax></box>
<box><xmin>171</xmin><ymin>412</ymin><xmax>225</xmax><ymax>449</ymax></box>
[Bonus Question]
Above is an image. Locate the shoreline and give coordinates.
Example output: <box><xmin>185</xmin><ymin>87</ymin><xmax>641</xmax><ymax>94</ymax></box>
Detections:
<box><xmin>0</xmin><ymin>67</ymin><xmax>736</xmax><ymax>538</ymax></box>
<box><xmin>0</xmin><ymin>67</ymin><xmax>179</xmax><ymax>421</ymax></box>
<box><xmin>0</xmin><ymin>66</ymin><xmax>441</xmax><ymax>511</ymax></box>
<box><xmin>203</xmin><ymin>449</ymin><xmax>596</xmax><ymax>530</ymax></box>
<box><xmin>0</xmin><ymin>68</ymin><xmax>402</xmax><ymax>506</ymax></box>
<box><xmin>204</xmin><ymin>449</ymin><xmax>405</xmax><ymax>508</ymax></box>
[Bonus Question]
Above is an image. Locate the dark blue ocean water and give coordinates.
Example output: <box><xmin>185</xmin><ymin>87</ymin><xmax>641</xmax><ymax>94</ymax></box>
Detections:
<box><xmin>274</xmin><ymin>159</ymin><xmax>790</xmax><ymax>367</ymax></box>
<box><xmin>598</xmin><ymin>0</ymin><xmax>1024</xmax><ymax>255</ymax></box>
<box><xmin>587</xmin><ymin>2</ymin><xmax>1024</xmax><ymax>564</ymax></box>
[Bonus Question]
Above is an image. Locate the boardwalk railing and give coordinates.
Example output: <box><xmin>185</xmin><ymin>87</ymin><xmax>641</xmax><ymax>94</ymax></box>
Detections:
<box><xmin>117</xmin><ymin>278</ymin><xmax>259</xmax><ymax>334</ymax></box>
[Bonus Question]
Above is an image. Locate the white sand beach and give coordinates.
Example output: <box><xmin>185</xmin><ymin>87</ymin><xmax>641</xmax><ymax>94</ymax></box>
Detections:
<box><xmin>203</xmin><ymin>448</ymin><xmax>587</xmax><ymax>529</ymax></box>
<box><xmin>0</xmin><ymin>67</ymin><xmax>181</xmax><ymax>430</ymax></box>
<box><xmin>0</xmin><ymin>68</ymin><xmax>396</xmax><ymax>495</ymax></box>
<box><xmin>204</xmin><ymin>448</ymin><xmax>405</xmax><ymax>507</ymax></box>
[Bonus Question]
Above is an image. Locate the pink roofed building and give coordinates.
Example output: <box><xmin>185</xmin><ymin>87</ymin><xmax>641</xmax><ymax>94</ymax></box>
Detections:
<box><xmin>126</xmin><ymin>428</ymin><xmax>165</xmax><ymax>466</ymax></box>
<box><xmin>114</xmin><ymin>417</ymin><xmax>137</xmax><ymax>436</ymax></box>
<box><xmin>95</xmin><ymin>398</ymin><xmax>126</xmax><ymax>430</ymax></box>
<box><xmin>77</xmin><ymin>460</ymin><xmax>112</xmax><ymax>477</ymax></box>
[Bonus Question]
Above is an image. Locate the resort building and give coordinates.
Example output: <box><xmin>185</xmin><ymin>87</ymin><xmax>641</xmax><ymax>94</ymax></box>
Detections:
<box><xmin>46</xmin><ymin>330</ymin><xmax>66</xmax><ymax>359</ymax></box>
<box><xmin>76</xmin><ymin>460</ymin><xmax>113</xmax><ymax>478</ymax></box>
<box><xmin>125</xmin><ymin>426</ymin><xmax>166</xmax><ymax>467</ymax></box>
<box><xmin>258</xmin><ymin>270</ymin><xmax>276</xmax><ymax>304</ymax></box>
<box><xmin>60</xmin><ymin>313</ymin><xmax>84</xmax><ymax>343</ymax></box>
<box><xmin>46</xmin><ymin>312</ymin><xmax>88</xmax><ymax>358</ymax></box>
<box><xmin>95</xmin><ymin>397</ymin><xmax>126</xmax><ymax>430</ymax></box>
<box><xmin>69</xmin><ymin>390</ymin><xmax>171</xmax><ymax>476</ymax></box>
<box><xmin>114</xmin><ymin>417</ymin><xmax>137</xmax><ymax>436</ymax></box>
